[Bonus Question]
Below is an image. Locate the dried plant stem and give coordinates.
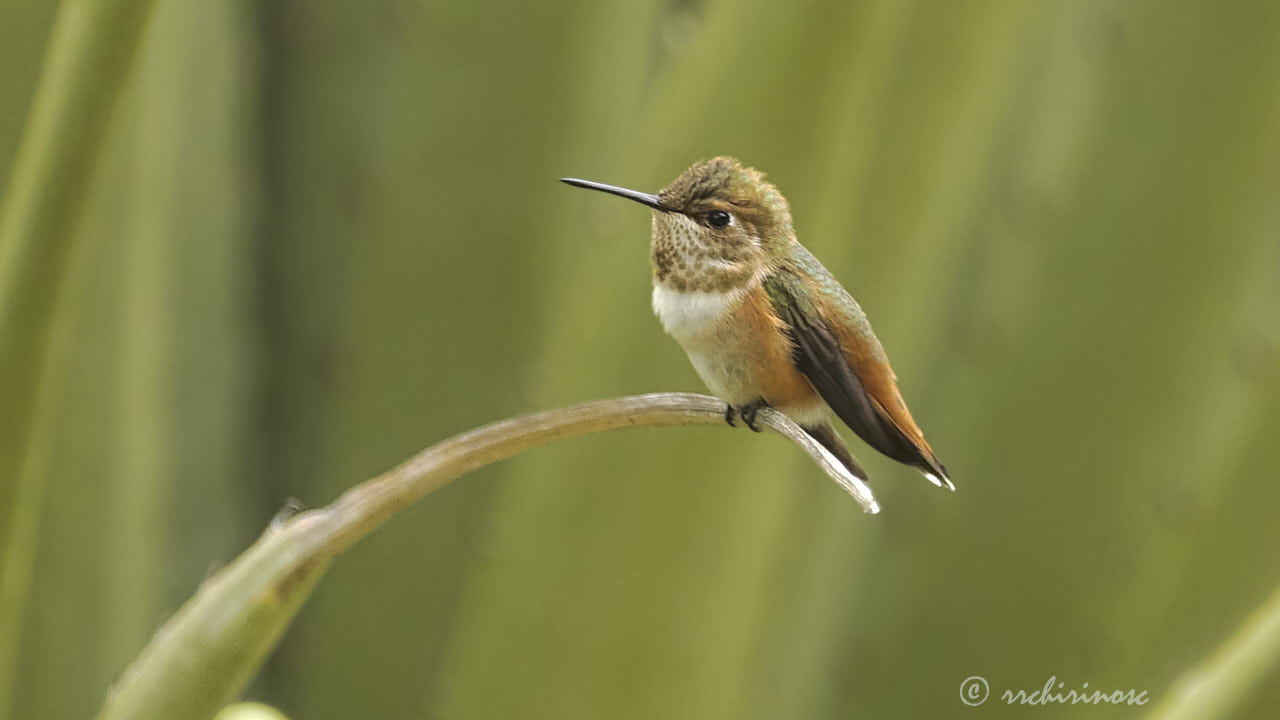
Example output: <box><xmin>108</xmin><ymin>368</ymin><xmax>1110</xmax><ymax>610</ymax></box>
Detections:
<box><xmin>307</xmin><ymin>392</ymin><xmax>877</xmax><ymax>555</ymax></box>
<box><xmin>98</xmin><ymin>392</ymin><xmax>876</xmax><ymax>719</ymax></box>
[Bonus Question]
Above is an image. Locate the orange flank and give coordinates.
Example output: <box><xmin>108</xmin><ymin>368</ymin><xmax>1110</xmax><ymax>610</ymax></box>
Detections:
<box><xmin>736</xmin><ymin>283</ymin><xmax>824</xmax><ymax>416</ymax></box>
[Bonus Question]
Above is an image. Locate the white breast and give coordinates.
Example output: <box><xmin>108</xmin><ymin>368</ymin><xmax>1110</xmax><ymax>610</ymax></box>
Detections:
<box><xmin>651</xmin><ymin>284</ymin><xmax>744</xmax><ymax>348</ymax></box>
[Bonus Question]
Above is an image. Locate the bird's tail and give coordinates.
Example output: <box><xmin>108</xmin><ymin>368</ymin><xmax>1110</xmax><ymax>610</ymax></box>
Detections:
<box><xmin>918</xmin><ymin>457</ymin><xmax>954</xmax><ymax>491</ymax></box>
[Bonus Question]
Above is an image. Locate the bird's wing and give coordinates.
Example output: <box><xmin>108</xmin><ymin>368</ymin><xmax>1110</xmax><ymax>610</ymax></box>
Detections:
<box><xmin>764</xmin><ymin>265</ymin><xmax>950</xmax><ymax>486</ymax></box>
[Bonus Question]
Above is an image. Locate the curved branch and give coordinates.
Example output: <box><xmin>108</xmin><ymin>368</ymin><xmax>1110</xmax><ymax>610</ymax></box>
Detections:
<box><xmin>98</xmin><ymin>392</ymin><xmax>876</xmax><ymax>719</ymax></box>
<box><xmin>307</xmin><ymin>392</ymin><xmax>877</xmax><ymax>556</ymax></box>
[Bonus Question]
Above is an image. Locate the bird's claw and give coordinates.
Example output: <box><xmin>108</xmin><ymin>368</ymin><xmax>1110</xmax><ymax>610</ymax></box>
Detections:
<box><xmin>740</xmin><ymin>399</ymin><xmax>767</xmax><ymax>432</ymax></box>
<box><xmin>725</xmin><ymin>400</ymin><xmax>768</xmax><ymax>432</ymax></box>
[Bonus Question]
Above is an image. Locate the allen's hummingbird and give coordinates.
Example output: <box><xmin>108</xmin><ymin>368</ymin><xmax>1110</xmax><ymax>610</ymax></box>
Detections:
<box><xmin>562</xmin><ymin>157</ymin><xmax>952</xmax><ymax>490</ymax></box>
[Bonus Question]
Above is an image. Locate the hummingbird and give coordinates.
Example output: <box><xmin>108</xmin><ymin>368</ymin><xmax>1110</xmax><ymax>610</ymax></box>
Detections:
<box><xmin>561</xmin><ymin>157</ymin><xmax>952</xmax><ymax>490</ymax></box>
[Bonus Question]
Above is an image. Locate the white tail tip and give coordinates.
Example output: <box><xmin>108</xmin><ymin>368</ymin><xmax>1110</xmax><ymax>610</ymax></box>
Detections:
<box><xmin>925</xmin><ymin>472</ymin><xmax>956</xmax><ymax>492</ymax></box>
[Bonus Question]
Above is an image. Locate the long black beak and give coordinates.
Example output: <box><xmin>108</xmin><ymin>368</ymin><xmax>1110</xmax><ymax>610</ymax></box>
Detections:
<box><xmin>560</xmin><ymin>177</ymin><xmax>670</xmax><ymax>212</ymax></box>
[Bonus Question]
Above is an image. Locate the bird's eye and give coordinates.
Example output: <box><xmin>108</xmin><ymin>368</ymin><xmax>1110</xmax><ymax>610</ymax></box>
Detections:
<box><xmin>706</xmin><ymin>210</ymin><xmax>731</xmax><ymax>228</ymax></box>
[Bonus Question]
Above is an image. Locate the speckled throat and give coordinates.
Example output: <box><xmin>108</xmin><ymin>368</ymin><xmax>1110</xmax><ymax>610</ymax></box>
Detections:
<box><xmin>649</xmin><ymin>212</ymin><xmax>760</xmax><ymax>293</ymax></box>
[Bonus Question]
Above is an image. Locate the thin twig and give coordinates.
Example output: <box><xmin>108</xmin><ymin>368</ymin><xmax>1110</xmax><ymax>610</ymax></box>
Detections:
<box><xmin>98</xmin><ymin>392</ymin><xmax>876</xmax><ymax>720</ymax></box>
<box><xmin>299</xmin><ymin>392</ymin><xmax>877</xmax><ymax>558</ymax></box>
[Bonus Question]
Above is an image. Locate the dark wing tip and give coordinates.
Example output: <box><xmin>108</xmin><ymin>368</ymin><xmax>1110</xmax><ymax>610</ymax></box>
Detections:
<box><xmin>769</xmin><ymin>279</ymin><xmax>951</xmax><ymax>490</ymax></box>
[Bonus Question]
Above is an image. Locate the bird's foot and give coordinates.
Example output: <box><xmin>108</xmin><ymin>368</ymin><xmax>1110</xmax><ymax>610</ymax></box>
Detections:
<box><xmin>739</xmin><ymin>398</ymin><xmax>769</xmax><ymax>433</ymax></box>
<box><xmin>725</xmin><ymin>399</ymin><xmax>769</xmax><ymax>431</ymax></box>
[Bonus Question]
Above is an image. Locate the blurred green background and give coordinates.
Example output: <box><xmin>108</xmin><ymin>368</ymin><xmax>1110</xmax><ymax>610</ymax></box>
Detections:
<box><xmin>3</xmin><ymin>0</ymin><xmax>1279</xmax><ymax>718</ymax></box>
